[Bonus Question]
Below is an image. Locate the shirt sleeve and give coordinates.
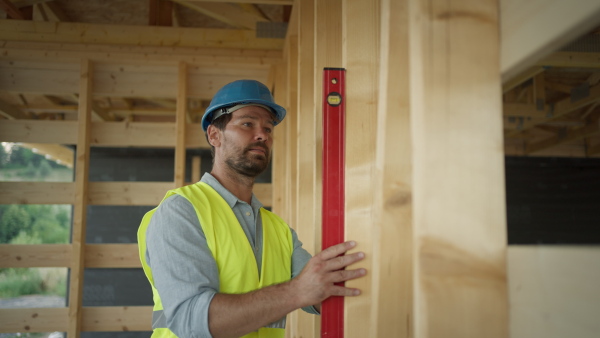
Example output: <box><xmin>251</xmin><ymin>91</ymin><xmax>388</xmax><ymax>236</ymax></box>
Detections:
<box><xmin>146</xmin><ymin>194</ymin><xmax>217</xmax><ymax>338</ymax></box>
<box><xmin>289</xmin><ymin>227</ymin><xmax>321</xmax><ymax>315</ymax></box>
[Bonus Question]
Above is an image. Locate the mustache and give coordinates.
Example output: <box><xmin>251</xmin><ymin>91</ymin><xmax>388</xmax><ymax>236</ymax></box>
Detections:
<box><xmin>244</xmin><ymin>142</ymin><xmax>269</xmax><ymax>154</ymax></box>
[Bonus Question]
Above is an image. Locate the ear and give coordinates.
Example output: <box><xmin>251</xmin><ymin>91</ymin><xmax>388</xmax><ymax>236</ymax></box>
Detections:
<box><xmin>207</xmin><ymin>125</ymin><xmax>222</xmax><ymax>148</ymax></box>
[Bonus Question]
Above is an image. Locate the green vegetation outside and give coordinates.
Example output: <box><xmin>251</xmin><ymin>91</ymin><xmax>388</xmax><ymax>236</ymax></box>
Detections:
<box><xmin>0</xmin><ymin>143</ymin><xmax>72</xmax><ymax>300</ymax></box>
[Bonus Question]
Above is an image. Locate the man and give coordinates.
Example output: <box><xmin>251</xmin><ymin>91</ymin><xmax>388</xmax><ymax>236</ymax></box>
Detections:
<box><xmin>138</xmin><ymin>79</ymin><xmax>365</xmax><ymax>338</ymax></box>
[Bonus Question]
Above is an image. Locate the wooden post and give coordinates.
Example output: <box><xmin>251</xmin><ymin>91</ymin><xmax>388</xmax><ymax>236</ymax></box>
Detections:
<box><xmin>370</xmin><ymin>0</ymin><xmax>413</xmax><ymax>336</ymax></box>
<box><xmin>174</xmin><ymin>62</ymin><xmax>187</xmax><ymax>187</ymax></box>
<box><xmin>67</xmin><ymin>59</ymin><xmax>93</xmax><ymax>338</ymax></box>
<box><xmin>342</xmin><ymin>0</ymin><xmax>379</xmax><ymax>337</ymax></box>
<box><xmin>295</xmin><ymin>0</ymin><xmax>319</xmax><ymax>336</ymax></box>
<box><xmin>272</xmin><ymin>63</ymin><xmax>288</xmax><ymax>218</ymax></box>
<box><xmin>409</xmin><ymin>0</ymin><xmax>508</xmax><ymax>336</ymax></box>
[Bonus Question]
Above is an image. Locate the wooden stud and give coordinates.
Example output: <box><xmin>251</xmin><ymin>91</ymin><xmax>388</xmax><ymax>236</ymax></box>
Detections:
<box><xmin>368</xmin><ymin>0</ymin><xmax>412</xmax><ymax>336</ymax></box>
<box><xmin>67</xmin><ymin>58</ymin><xmax>93</xmax><ymax>338</ymax></box>
<box><xmin>409</xmin><ymin>0</ymin><xmax>508</xmax><ymax>337</ymax></box>
<box><xmin>342</xmin><ymin>0</ymin><xmax>379</xmax><ymax>336</ymax></box>
<box><xmin>192</xmin><ymin>156</ymin><xmax>202</xmax><ymax>183</ymax></box>
<box><xmin>291</xmin><ymin>0</ymin><xmax>319</xmax><ymax>336</ymax></box>
<box><xmin>284</xmin><ymin>35</ymin><xmax>299</xmax><ymax>227</ymax></box>
<box><xmin>175</xmin><ymin>62</ymin><xmax>187</xmax><ymax>187</ymax></box>
<box><xmin>271</xmin><ymin>62</ymin><xmax>288</xmax><ymax>217</ymax></box>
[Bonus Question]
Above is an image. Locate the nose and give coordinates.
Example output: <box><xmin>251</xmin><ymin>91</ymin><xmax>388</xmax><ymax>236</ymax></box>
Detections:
<box><xmin>255</xmin><ymin>126</ymin><xmax>269</xmax><ymax>142</ymax></box>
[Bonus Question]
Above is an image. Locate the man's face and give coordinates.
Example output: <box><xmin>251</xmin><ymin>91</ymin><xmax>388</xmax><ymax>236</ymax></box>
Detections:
<box><xmin>211</xmin><ymin>106</ymin><xmax>275</xmax><ymax>178</ymax></box>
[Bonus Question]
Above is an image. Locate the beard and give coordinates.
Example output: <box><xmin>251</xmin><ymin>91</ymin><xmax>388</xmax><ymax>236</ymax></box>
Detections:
<box><xmin>224</xmin><ymin>142</ymin><xmax>271</xmax><ymax>178</ymax></box>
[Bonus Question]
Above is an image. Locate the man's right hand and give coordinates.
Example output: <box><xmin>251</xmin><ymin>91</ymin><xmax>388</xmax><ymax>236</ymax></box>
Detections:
<box><xmin>290</xmin><ymin>240</ymin><xmax>366</xmax><ymax>308</ymax></box>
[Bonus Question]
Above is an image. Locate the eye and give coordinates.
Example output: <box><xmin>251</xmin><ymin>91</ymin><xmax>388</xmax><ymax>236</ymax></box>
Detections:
<box><xmin>265</xmin><ymin>127</ymin><xmax>273</xmax><ymax>134</ymax></box>
<box><xmin>242</xmin><ymin>122</ymin><xmax>253</xmax><ymax>127</ymax></box>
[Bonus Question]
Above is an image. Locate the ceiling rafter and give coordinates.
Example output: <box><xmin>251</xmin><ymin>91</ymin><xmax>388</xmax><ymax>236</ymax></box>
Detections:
<box><xmin>0</xmin><ymin>97</ymin><xmax>29</xmax><ymax>119</ymax></box>
<box><xmin>172</xmin><ymin>0</ymin><xmax>269</xmax><ymax>30</ymax></box>
<box><xmin>526</xmin><ymin>113</ymin><xmax>600</xmax><ymax>154</ymax></box>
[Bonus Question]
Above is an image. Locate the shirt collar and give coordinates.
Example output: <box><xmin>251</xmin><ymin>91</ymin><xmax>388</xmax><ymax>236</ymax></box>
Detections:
<box><xmin>200</xmin><ymin>172</ymin><xmax>264</xmax><ymax>211</ymax></box>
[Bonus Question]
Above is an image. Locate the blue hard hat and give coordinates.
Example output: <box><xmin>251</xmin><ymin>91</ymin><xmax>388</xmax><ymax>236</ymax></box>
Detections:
<box><xmin>201</xmin><ymin>80</ymin><xmax>286</xmax><ymax>132</ymax></box>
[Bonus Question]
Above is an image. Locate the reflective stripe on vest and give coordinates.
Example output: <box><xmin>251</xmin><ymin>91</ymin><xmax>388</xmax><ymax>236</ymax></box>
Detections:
<box><xmin>138</xmin><ymin>182</ymin><xmax>292</xmax><ymax>338</ymax></box>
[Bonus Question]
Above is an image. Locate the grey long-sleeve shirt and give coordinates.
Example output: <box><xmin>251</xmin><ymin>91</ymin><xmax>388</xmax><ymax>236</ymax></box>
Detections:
<box><xmin>145</xmin><ymin>173</ymin><xmax>318</xmax><ymax>338</ymax></box>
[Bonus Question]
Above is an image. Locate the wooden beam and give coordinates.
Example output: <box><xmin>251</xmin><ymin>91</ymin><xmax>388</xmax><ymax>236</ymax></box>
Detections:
<box><xmin>0</xmin><ymin>306</ymin><xmax>153</xmax><ymax>333</ymax></box>
<box><xmin>0</xmin><ymin>98</ymin><xmax>29</xmax><ymax>119</ymax></box>
<box><xmin>174</xmin><ymin>62</ymin><xmax>187</xmax><ymax>187</ymax></box>
<box><xmin>538</xmin><ymin>52</ymin><xmax>600</xmax><ymax>69</ymax></box>
<box><xmin>0</xmin><ymin>0</ymin><xmax>25</xmax><ymax>19</ymax></box>
<box><xmin>271</xmin><ymin>63</ymin><xmax>287</xmax><ymax>216</ymax></box>
<box><xmin>0</xmin><ymin>19</ymin><xmax>284</xmax><ymax>49</ymax></box>
<box><xmin>503</xmin><ymin>103</ymin><xmax>547</xmax><ymax>118</ymax></box>
<box><xmin>501</xmin><ymin>0</ymin><xmax>600</xmax><ymax>81</ymax></box>
<box><xmin>369</xmin><ymin>0</ymin><xmax>412</xmax><ymax>336</ymax></box>
<box><xmin>0</xmin><ymin>244</ymin><xmax>71</xmax><ymax>268</ymax></box>
<box><xmin>81</xmin><ymin>306</ymin><xmax>152</xmax><ymax>331</ymax></box>
<box><xmin>410</xmin><ymin>0</ymin><xmax>508</xmax><ymax>337</ymax></box>
<box><xmin>0</xmin><ymin>308</ymin><xmax>68</xmax><ymax>333</ymax></box>
<box><xmin>507</xmin><ymin>83</ymin><xmax>600</xmax><ymax>136</ymax></box>
<box><xmin>149</xmin><ymin>0</ymin><xmax>172</xmax><ymax>26</ymax></box>
<box><xmin>19</xmin><ymin>142</ymin><xmax>74</xmax><ymax>168</ymax></box>
<box><xmin>0</xmin><ymin>182</ymin><xmax>74</xmax><ymax>204</ymax></box>
<box><xmin>0</xmin><ymin>244</ymin><xmax>141</xmax><ymax>268</ymax></box>
<box><xmin>68</xmin><ymin>58</ymin><xmax>93</xmax><ymax>338</ymax></box>
<box><xmin>84</xmin><ymin>244</ymin><xmax>141</xmax><ymax>268</ymax></box>
<box><xmin>186</xmin><ymin>0</ymin><xmax>293</xmax><ymax>4</ymax></box>
<box><xmin>0</xmin><ymin>120</ymin><xmax>212</xmax><ymax>148</ymax></box>
<box><xmin>172</xmin><ymin>0</ymin><xmax>264</xmax><ymax>30</ymax></box>
<box><xmin>1</xmin><ymin>41</ymin><xmax>283</xmax><ymax>65</ymax></box>
<box><xmin>526</xmin><ymin>119</ymin><xmax>600</xmax><ymax>154</ymax></box>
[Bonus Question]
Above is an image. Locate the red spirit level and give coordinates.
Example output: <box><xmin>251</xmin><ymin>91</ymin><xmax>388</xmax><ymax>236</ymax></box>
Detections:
<box><xmin>321</xmin><ymin>67</ymin><xmax>346</xmax><ymax>338</ymax></box>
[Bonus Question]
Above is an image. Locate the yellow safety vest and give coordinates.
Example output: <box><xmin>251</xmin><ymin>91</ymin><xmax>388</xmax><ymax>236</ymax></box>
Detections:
<box><xmin>138</xmin><ymin>182</ymin><xmax>292</xmax><ymax>338</ymax></box>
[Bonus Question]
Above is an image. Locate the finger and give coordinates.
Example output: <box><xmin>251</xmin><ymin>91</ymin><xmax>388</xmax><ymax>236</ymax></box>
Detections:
<box><xmin>329</xmin><ymin>285</ymin><xmax>362</xmax><ymax>297</ymax></box>
<box><xmin>331</xmin><ymin>268</ymin><xmax>367</xmax><ymax>283</ymax></box>
<box><xmin>325</xmin><ymin>251</ymin><xmax>365</xmax><ymax>271</ymax></box>
<box><xmin>319</xmin><ymin>241</ymin><xmax>357</xmax><ymax>260</ymax></box>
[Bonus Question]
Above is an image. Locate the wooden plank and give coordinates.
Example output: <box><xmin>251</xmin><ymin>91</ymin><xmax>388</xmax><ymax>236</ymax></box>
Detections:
<box><xmin>0</xmin><ymin>244</ymin><xmax>142</xmax><ymax>268</ymax></box>
<box><xmin>368</xmin><ymin>0</ymin><xmax>412</xmax><ymax>336</ymax></box>
<box><xmin>0</xmin><ymin>182</ymin><xmax>74</xmax><ymax>204</ymax></box>
<box><xmin>294</xmin><ymin>0</ymin><xmax>318</xmax><ymax>336</ymax></box>
<box><xmin>342</xmin><ymin>0</ymin><xmax>379</xmax><ymax>336</ymax></box>
<box><xmin>500</xmin><ymin>0</ymin><xmax>600</xmax><ymax>81</ymax></box>
<box><xmin>88</xmin><ymin>182</ymin><xmax>174</xmax><ymax>206</ymax></box>
<box><xmin>84</xmin><ymin>244</ymin><xmax>141</xmax><ymax>268</ymax></box>
<box><xmin>271</xmin><ymin>62</ymin><xmax>287</xmax><ymax>217</ymax></box>
<box><xmin>81</xmin><ymin>306</ymin><xmax>152</xmax><ymax>331</ymax></box>
<box><xmin>0</xmin><ymin>306</ymin><xmax>153</xmax><ymax>333</ymax></box>
<box><xmin>503</xmin><ymin>103</ymin><xmax>547</xmax><ymax>118</ymax></box>
<box><xmin>0</xmin><ymin>120</ymin><xmax>77</xmax><ymax>144</ymax></box>
<box><xmin>502</xmin><ymin>66</ymin><xmax>544</xmax><ymax>93</ymax></box>
<box><xmin>409</xmin><ymin>0</ymin><xmax>508</xmax><ymax>337</ymax></box>
<box><xmin>284</xmin><ymin>35</ymin><xmax>298</xmax><ymax>230</ymax></box>
<box><xmin>0</xmin><ymin>19</ymin><xmax>284</xmax><ymax>50</ymax></box>
<box><xmin>538</xmin><ymin>51</ymin><xmax>600</xmax><ymax>69</ymax></box>
<box><xmin>0</xmin><ymin>41</ymin><xmax>283</xmax><ymax>66</ymax></box>
<box><xmin>174</xmin><ymin>62</ymin><xmax>187</xmax><ymax>187</ymax></box>
<box><xmin>187</xmin><ymin>0</ymin><xmax>293</xmax><ymax>4</ymax></box>
<box><xmin>0</xmin><ymin>308</ymin><xmax>68</xmax><ymax>333</ymax></box>
<box><xmin>68</xmin><ymin>58</ymin><xmax>93</xmax><ymax>338</ymax></box>
<box><xmin>0</xmin><ymin>181</ymin><xmax>270</xmax><ymax>206</ymax></box>
<box><xmin>0</xmin><ymin>120</ymin><xmax>209</xmax><ymax>148</ymax></box>
<box><xmin>508</xmin><ymin>246</ymin><xmax>600</xmax><ymax>338</ymax></box>
<box><xmin>0</xmin><ymin>244</ymin><xmax>71</xmax><ymax>268</ymax></box>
